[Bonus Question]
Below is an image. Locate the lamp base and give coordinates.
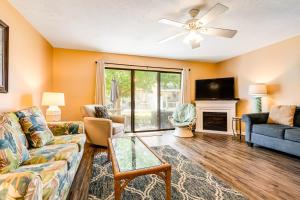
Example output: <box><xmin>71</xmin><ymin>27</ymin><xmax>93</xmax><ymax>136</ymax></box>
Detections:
<box><xmin>254</xmin><ymin>97</ymin><xmax>262</xmax><ymax>113</ymax></box>
<box><xmin>46</xmin><ymin>106</ymin><xmax>61</xmax><ymax>122</ymax></box>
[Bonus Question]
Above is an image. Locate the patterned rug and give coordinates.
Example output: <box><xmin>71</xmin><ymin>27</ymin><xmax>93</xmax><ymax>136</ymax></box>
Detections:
<box><xmin>88</xmin><ymin>145</ymin><xmax>247</xmax><ymax>200</ymax></box>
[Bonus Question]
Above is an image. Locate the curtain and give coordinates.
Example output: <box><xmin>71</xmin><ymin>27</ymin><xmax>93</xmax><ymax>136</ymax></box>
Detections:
<box><xmin>95</xmin><ymin>60</ymin><xmax>106</xmax><ymax>104</ymax></box>
<box><xmin>181</xmin><ymin>68</ymin><xmax>191</xmax><ymax>104</ymax></box>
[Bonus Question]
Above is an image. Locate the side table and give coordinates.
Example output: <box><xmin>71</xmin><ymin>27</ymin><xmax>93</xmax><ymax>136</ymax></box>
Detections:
<box><xmin>232</xmin><ymin>117</ymin><xmax>242</xmax><ymax>141</ymax></box>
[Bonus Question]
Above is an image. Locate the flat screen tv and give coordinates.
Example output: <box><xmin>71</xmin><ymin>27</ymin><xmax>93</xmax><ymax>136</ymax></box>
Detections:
<box><xmin>195</xmin><ymin>77</ymin><xmax>235</xmax><ymax>100</ymax></box>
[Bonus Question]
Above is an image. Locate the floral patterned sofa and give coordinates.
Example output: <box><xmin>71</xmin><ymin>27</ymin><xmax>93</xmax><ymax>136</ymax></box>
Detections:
<box><xmin>0</xmin><ymin>107</ymin><xmax>86</xmax><ymax>200</ymax></box>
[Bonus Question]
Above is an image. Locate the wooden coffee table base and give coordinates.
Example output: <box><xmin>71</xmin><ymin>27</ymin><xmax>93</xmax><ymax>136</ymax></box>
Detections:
<box><xmin>113</xmin><ymin>168</ymin><xmax>171</xmax><ymax>200</ymax></box>
<box><xmin>107</xmin><ymin>138</ymin><xmax>172</xmax><ymax>200</ymax></box>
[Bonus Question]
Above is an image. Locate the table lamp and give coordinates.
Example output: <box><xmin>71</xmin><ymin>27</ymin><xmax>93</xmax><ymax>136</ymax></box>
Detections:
<box><xmin>248</xmin><ymin>84</ymin><xmax>267</xmax><ymax>113</ymax></box>
<box><xmin>42</xmin><ymin>92</ymin><xmax>65</xmax><ymax>121</ymax></box>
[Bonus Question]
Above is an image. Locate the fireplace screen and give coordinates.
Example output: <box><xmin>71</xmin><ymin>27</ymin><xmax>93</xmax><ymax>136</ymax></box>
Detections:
<box><xmin>203</xmin><ymin>112</ymin><xmax>227</xmax><ymax>132</ymax></box>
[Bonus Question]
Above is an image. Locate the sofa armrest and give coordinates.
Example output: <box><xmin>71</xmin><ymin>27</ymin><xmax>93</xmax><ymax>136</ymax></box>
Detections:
<box><xmin>110</xmin><ymin>115</ymin><xmax>125</xmax><ymax>124</ymax></box>
<box><xmin>0</xmin><ymin>171</ymin><xmax>42</xmax><ymax>199</ymax></box>
<box><xmin>47</xmin><ymin>121</ymin><xmax>84</xmax><ymax>136</ymax></box>
<box><xmin>242</xmin><ymin>113</ymin><xmax>269</xmax><ymax>142</ymax></box>
<box><xmin>83</xmin><ymin>117</ymin><xmax>113</xmax><ymax>146</ymax></box>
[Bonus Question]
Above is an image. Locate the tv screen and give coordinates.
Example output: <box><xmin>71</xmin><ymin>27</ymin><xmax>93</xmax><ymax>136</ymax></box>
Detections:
<box><xmin>195</xmin><ymin>77</ymin><xmax>235</xmax><ymax>100</ymax></box>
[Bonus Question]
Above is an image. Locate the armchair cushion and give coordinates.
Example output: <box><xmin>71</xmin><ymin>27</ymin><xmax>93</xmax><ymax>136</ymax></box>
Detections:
<box><xmin>112</xmin><ymin>123</ymin><xmax>125</xmax><ymax>135</ymax></box>
<box><xmin>15</xmin><ymin>107</ymin><xmax>54</xmax><ymax>148</ymax></box>
<box><xmin>172</xmin><ymin>104</ymin><xmax>195</xmax><ymax>123</ymax></box>
<box><xmin>47</xmin><ymin>121</ymin><xmax>84</xmax><ymax>136</ymax></box>
<box><xmin>170</xmin><ymin>104</ymin><xmax>196</xmax><ymax>128</ymax></box>
<box><xmin>0</xmin><ymin>171</ymin><xmax>42</xmax><ymax>199</ymax></box>
<box><xmin>110</xmin><ymin>115</ymin><xmax>125</xmax><ymax>124</ymax></box>
<box><xmin>15</xmin><ymin>161</ymin><xmax>68</xmax><ymax>200</ymax></box>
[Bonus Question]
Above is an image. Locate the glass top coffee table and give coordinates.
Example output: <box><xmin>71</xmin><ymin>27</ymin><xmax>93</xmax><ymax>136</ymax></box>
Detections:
<box><xmin>108</xmin><ymin>136</ymin><xmax>171</xmax><ymax>200</ymax></box>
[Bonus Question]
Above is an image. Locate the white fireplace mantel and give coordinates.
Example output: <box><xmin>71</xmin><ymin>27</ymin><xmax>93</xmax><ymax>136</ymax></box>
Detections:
<box><xmin>195</xmin><ymin>100</ymin><xmax>238</xmax><ymax>135</ymax></box>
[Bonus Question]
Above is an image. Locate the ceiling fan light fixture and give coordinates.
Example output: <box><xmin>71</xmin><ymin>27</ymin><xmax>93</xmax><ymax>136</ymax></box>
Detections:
<box><xmin>158</xmin><ymin>3</ymin><xmax>237</xmax><ymax>49</ymax></box>
<box><xmin>183</xmin><ymin>30</ymin><xmax>203</xmax><ymax>45</ymax></box>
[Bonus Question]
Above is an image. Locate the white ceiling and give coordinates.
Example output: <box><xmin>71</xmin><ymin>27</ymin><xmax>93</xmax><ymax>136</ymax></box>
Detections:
<box><xmin>9</xmin><ymin>0</ymin><xmax>300</xmax><ymax>62</ymax></box>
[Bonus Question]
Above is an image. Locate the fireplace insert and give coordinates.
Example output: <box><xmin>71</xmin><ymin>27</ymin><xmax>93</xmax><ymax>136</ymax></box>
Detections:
<box><xmin>203</xmin><ymin>112</ymin><xmax>227</xmax><ymax>132</ymax></box>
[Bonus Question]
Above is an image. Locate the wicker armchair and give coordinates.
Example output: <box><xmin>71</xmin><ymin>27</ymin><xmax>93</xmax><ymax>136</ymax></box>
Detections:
<box><xmin>168</xmin><ymin>104</ymin><xmax>196</xmax><ymax>138</ymax></box>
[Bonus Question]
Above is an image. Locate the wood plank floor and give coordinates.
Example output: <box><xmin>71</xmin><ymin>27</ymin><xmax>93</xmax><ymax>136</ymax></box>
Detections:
<box><xmin>68</xmin><ymin>131</ymin><xmax>300</xmax><ymax>200</ymax></box>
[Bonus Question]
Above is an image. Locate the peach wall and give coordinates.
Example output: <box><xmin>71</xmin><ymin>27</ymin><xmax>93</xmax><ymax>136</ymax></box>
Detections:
<box><xmin>52</xmin><ymin>48</ymin><xmax>218</xmax><ymax>120</ymax></box>
<box><xmin>3</xmin><ymin>0</ymin><xmax>299</xmax><ymax>124</ymax></box>
<box><xmin>218</xmin><ymin>35</ymin><xmax>300</xmax><ymax>117</ymax></box>
<box><xmin>0</xmin><ymin>0</ymin><xmax>53</xmax><ymax>112</ymax></box>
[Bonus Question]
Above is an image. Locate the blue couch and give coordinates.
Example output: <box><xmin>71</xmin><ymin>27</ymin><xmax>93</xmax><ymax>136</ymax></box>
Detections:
<box><xmin>242</xmin><ymin>107</ymin><xmax>300</xmax><ymax>157</ymax></box>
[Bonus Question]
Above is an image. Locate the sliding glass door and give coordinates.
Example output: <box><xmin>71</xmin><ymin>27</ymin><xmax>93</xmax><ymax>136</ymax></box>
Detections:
<box><xmin>160</xmin><ymin>73</ymin><xmax>181</xmax><ymax>129</ymax></box>
<box><xmin>105</xmin><ymin>68</ymin><xmax>132</xmax><ymax>132</ymax></box>
<box><xmin>105</xmin><ymin>68</ymin><xmax>181</xmax><ymax>132</ymax></box>
<box><xmin>134</xmin><ymin>70</ymin><xmax>159</xmax><ymax>131</ymax></box>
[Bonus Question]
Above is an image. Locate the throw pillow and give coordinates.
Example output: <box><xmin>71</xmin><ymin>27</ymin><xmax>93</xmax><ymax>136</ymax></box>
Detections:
<box><xmin>267</xmin><ymin>105</ymin><xmax>297</xmax><ymax>126</ymax></box>
<box><xmin>95</xmin><ymin>106</ymin><xmax>110</xmax><ymax>119</ymax></box>
<box><xmin>4</xmin><ymin>112</ymin><xmax>29</xmax><ymax>148</ymax></box>
<box><xmin>0</xmin><ymin>115</ymin><xmax>30</xmax><ymax>173</ymax></box>
<box><xmin>0</xmin><ymin>139</ymin><xmax>18</xmax><ymax>174</ymax></box>
<box><xmin>15</xmin><ymin>107</ymin><xmax>54</xmax><ymax>148</ymax></box>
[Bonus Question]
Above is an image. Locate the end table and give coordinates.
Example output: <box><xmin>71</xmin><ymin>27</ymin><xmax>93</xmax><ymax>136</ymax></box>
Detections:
<box><xmin>232</xmin><ymin>117</ymin><xmax>242</xmax><ymax>141</ymax></box>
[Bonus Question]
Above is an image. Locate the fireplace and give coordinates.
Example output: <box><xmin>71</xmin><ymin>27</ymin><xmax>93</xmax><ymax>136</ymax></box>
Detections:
<box><xmin>195</xmin><ymin>100</ymin><xmax>238</xmax><ymax>134</ymax></box>
<box><xmin>203</xmin><ymin>112</ymin><xmax>227</xmax><ymax>132</ymax></box>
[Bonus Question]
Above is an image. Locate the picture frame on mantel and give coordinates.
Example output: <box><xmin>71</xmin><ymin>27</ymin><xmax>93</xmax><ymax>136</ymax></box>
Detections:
<box><xmin>0</xmin><ymin>19</ymin><xmax>9</xmax><ymax>93</ymax></box>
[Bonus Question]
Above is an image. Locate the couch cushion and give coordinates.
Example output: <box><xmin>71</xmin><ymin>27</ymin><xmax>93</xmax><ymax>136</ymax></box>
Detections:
<box><xmin>47</xmin><ymin>121</ymin><xmax>84</xmax><ymax>136</ymax></box>
<box><xmin>284</xmin><ymin>128</ymin><xmax>300</xmax><ymax>143</ymax></box>
<box><xmin>15</xmin><ymin>107</ymin><xmax>54</xmax><ymax>148</ymax></box>
<box><xmin>16</xmin><ymin>161</ymin><xmax>68</xmax><ymax>200</ymax></box>
<box><xmin>23</xmin><ymin>144</ymin><xmax>79</xmax><ymax>169</ymax></box>
<box><xmin>294</xmin><ymin>107</ymin><xmax>300</xmax><ymax>127</ymax></box>
<box><xmin>4</xmin><ymin>112</ymin><xmax>29</xmax><ymax>148</ymax></box>
<box><xmin>48</xmin><ymin>134</ymin><xmax>86</xmax><ymax>152</ymax></box>
<box><xmin>252</xmin><ymin>124</ymin><xmax>293</xmax><ymax>139</ymax></box>
<box><xmin>112</xmin><ymin>122</ymin><xmax>124</xmax><ymax>135</ymax></box>
<box><xmin>0</xmin><ymin>171</ymin><xmax>43</xmax><ymax>200</ymax></box>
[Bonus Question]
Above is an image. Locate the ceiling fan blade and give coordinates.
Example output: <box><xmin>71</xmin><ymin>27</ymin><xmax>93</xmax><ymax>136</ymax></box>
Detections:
<box><xmin>158</xmin><ymin>19</ymin><xmax>185</xmax><ymax>28</ymax></box>
<box><xmin>198</xmin><ymin>3</ymin><xmax>228</xmax><ymax>25</ymax></box>
<box><xmin>199</xmin><ymin>27</ymin><xmax>237</xmax><ymax>38</ymax></box>
<box><xmin>159</xmin><ymin>32</ymin><xmax>187</xmax><ymax>43</ymax></box>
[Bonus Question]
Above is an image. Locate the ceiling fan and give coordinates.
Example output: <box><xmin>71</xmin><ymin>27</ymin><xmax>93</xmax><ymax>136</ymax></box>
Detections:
<box><xmin>158</xmin><ymin>3</ymin><xmax>237</xmax><ymax>49</ymax></box>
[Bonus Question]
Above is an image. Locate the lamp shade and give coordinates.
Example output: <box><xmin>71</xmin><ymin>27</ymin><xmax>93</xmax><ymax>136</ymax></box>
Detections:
<box><xmin>42</xmin><ymin>92</ymin><xmax>65</xmax><ymax>106</ymax></box>
<box><xmin>248</xmin><ymin>84</ymin><xmax>267</xmax><ymax>97</ymax></box>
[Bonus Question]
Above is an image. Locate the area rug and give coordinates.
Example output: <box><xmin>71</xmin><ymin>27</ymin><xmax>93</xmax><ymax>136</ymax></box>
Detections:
<box><xmin>88</xmin><ymin>145</ymin><xmax>247</xmax><ymax>200</ymax></box>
